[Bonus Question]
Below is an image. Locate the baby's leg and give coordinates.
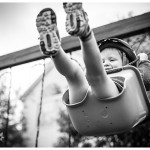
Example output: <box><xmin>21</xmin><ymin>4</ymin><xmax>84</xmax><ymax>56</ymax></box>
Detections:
<box><xmin>63</xmin><ymin>3</ymin><xmax>119</xmax><ymax>99</ymax></box>
<box><xmin>36</xmin><ymin>8</ymin><xmax>89</xmax><ymax>104</ymax></box>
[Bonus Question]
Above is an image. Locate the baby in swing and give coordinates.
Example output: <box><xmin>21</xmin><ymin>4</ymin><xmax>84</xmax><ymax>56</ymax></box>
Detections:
<box><xmin>36</xmin><ymin>3</ymin><xmax>150</xmax><ymax>106</ymax></box>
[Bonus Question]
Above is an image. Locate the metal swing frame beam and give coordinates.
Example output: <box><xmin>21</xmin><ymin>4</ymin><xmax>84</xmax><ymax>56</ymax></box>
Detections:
<box><xmin>0</xmin><ymin>12</ymin><xmax>150</xmax><ymax>70</ymax></box>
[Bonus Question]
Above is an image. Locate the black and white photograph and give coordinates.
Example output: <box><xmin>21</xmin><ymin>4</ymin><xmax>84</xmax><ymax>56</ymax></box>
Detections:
<box><xmin>0</xmin><ymin>0</ymin><xmax>150</xmax><ymax>148</ymax></box>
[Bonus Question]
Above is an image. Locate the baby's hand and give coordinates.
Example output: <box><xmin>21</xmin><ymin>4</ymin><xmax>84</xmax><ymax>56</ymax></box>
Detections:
<box><xmin>137</xmin><ymin>53</ymin><xmax>148</xmax><ymax>61</ymax></box>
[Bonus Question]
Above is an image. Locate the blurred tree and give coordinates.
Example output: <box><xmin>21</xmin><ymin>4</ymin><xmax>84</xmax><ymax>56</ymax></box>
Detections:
<box><xmin>0</xmin><ymin>73</ymin><xmax>27</xmax><ymax>147</ymax></box>
<box><xmin>53</xmin><ymin>109</ymin><xmax>82</xmax><ymax>147</ymax></box>
<box><xmin>106</xmin><ymin>118</ymin><xmax>150</xmax><ymax>147</ymax></box>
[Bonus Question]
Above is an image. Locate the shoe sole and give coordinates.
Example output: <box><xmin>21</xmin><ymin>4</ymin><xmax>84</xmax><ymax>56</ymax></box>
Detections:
<box><xmin>63</xmin><ymin>3</ymin><xmax>88</xmax><ymax>36</ymax></box>
<box><xmin>36</xmin><ymin>8</ymin><xmax>60</xmax><ymax>56</ymax></box>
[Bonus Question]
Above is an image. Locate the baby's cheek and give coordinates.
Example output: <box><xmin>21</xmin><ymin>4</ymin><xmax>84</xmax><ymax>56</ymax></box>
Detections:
<box><xmin>113</xmin><ymin>62</ymin><xmax>121</xmax><ymax>68</ymax></box>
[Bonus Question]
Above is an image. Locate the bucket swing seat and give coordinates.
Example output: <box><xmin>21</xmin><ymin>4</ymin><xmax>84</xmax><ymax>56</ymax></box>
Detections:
<box><xmin>62</xmin><ymin>38</ymin><xmax>150</xmax><ymax>136</ymax></box>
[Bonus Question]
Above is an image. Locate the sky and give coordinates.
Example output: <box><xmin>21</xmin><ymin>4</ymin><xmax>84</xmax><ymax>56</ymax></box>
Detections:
<box><xmin>0</xmin><ymin>1</ymin><xmax>150</xmax><ymax>56</ymax></box>
<box><xmin>0</xmin><ymin>1</ymin><xmax>150</xmax><ymax>95</ymax></box>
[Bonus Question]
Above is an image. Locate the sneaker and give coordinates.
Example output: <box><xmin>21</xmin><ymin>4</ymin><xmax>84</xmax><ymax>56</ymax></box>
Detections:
<box><xmin>63</xmin><ymin>3</ymin><xmax>91</xmax><ymax>41</ymax></box>
<box><xmin>36</xmin><ymin>8</ymin><xmax>61</xmax><ymax>57</ymax></box>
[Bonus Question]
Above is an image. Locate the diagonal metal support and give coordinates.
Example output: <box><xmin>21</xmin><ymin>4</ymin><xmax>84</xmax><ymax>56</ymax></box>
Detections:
<box><xmin>0</xmin><ymin>12</ymin><xmax>150</xmax><ymax>70</ymax></box>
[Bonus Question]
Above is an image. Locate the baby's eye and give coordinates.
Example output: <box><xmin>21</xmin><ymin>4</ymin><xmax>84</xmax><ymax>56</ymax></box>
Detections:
<box><xmin>110</xmin><ymin>58</ymin><xmax>116</xmax><ymax>61</ymax></box>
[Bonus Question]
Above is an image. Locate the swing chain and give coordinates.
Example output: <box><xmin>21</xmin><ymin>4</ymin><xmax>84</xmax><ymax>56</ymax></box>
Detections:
<box><xmin>35</xmin><ymin>59</ymin><xmax>46</xmax><ymax>147</ymax></box>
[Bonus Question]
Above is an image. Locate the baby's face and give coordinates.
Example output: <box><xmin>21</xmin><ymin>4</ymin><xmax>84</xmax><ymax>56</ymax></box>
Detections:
<box><xmin>101</xmin><ymin>48</ymin><xmax>123</xmax><ymax>70</ymax></box>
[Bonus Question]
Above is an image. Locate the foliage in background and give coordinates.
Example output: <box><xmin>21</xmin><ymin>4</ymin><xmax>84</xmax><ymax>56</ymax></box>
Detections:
<box><xmin>0</xmin><ymin>73</ymin><xmax>27</xmax><ymax>147</ymax></box>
